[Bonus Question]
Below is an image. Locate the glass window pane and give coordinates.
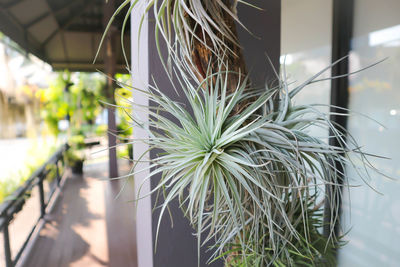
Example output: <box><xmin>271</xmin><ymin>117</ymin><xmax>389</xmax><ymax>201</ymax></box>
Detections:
<box><xmin>338</xmin><ymin>1</ymin><xmax>400</xmax><ymax>266</ymax></box>
<box><xmin>281</xmin><ymin>0</ymin><xmax>332</xmax><ymax>139</ymax></box>
<box><xmin>281</xmin><ymin>0</ymin><xmax>333</xmax><ymax>215</ymax></box>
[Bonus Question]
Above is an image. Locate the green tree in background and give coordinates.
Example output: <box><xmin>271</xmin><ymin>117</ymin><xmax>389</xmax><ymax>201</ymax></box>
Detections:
<box><xmin>38</xmin><ymin>71</ymin><xmax>106</xmax><ymax>137</ymax></box>
<box><xmin>114</xmin><ymin>74</ymin><xmax>133</xmax><ymax>159</ymax></box>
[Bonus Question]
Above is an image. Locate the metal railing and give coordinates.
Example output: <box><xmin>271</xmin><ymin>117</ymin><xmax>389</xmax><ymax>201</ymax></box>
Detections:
<box><xmin>0</xmin><ymin>143</ymin><xmax>69</xmax><ymax>267</ymax></box>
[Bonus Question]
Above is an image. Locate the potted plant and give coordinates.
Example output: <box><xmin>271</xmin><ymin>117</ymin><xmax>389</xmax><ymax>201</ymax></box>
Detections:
<box><xmin>66</xmin><ymin>134</ymin><xmax>85</xmax><ymax>174</ymax></box>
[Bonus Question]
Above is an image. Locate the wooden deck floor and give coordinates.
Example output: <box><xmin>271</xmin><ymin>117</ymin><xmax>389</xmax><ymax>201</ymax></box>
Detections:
<box><xmin>21</xmin><ymin>158</ymin><xmax>137</xmax><ymax>267</ymax></box>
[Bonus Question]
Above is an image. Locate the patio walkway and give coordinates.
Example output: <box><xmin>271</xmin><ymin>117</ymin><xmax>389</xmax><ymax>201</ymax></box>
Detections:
<box><xmin>20</xmin><ymin>156</ymin><xmax>137</xmax><ymax>267</ymax></box>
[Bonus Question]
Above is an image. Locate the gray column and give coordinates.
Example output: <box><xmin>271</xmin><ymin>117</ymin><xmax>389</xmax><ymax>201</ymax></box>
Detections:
<box><xmin>148</xmin><ymin>2</ymin><xmax>281</xmax><ymax>267</ymax></box>
<box><xmin>132</xmin><ymin>1</ymin><xmax>281</xmax><ymax>266</ymax></box>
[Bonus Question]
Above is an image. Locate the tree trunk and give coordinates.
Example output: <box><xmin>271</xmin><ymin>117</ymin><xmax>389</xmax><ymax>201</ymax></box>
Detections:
<box><xmin>189</xmin><ymin>1</ymin><xmax>248</xmax><ymax>95</ymax></box>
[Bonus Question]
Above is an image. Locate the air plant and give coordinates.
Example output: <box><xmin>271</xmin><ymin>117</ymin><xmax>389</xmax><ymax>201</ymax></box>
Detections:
<box><xmin>112</xmin><ymin>54</ymin><xmax>384</xmax><ymax>266</ymax></box>
<box><xmin>96</xmin><ymin>0</ymin><xmax>249</xmax><ymax>90</ymax></box>
<box><xmin>101</xmin><ymin>1</ymin><xmax>386</xmax><ymax>266</ymax></box>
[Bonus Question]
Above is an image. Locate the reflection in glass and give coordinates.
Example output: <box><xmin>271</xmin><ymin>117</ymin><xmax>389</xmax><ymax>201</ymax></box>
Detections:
<box><xmin>338</xmin><ymin>1</ymin><xmax>400</xmax><ymax>266</ymax></box>
<box><xmin>281</xmin><ymin>0</ymin><xmax>332</xmax><ymax>138</ymax></box>
<box><xmin>281</xmin><ymin>0</ymin><xmax>333</xmax><ymax>213</ymax></box>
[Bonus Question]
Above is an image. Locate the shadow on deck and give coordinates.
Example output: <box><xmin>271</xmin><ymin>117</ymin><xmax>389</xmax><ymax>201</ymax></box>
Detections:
<box><xmin>21</xmin><ymin>158</ymin><xmax>137</xmax><ymax>267</ymax></box>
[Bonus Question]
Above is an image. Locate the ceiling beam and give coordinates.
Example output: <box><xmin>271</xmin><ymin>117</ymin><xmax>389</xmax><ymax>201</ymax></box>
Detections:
<box><xmin>0</xmin><ymin>0</ymin><xmax>25</xmax><ymax>9</ymax></box>
<box><xmin>25</xmin><ymin>12</ymin><xmax>50</xmax><ymax>29</ymax></box>
<box><xmin>51</xmin><ymin>61</ymin><xmax>128</xmax><ymax>73</ymax></box>
<box><xmin>41</xmin><ymin>0</ymin><xmax>97</xmax><ymax>49</ymax></box>
<box><xmin>0</xmin><ymin>7</ymin><xmax>44</xmax><ymax>56</ymax></box>
<box><xmin>0</xmin><ymin>10</ymin><xmax>48</xmax><ymax>62</ymax></box>
<box><xmin>60</xmin><ymin>0</ymin><xmax>98</xmax><ymax>30</ymax></box>
<box><xmin>43</xmin><ymin>0</ymin><xmax>69</xmax><ymax>63</ymax></box>
<box><xmin>24</xmin><ymin>0</ymin><xmax>83</xmax><ymax>29</ymax></box>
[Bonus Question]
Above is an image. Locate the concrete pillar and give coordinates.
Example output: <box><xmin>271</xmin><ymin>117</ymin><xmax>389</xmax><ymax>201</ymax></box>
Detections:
<box><xmin>132</xmin><ymin>1</ymin><xmax>281</xmax><ymax>266</ymax></box>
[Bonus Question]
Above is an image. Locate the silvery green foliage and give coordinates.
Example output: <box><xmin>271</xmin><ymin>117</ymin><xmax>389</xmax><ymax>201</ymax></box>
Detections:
<box><xmin>96</xmin><ymin>0</ymin><xmax>247</xmax><ymax>71</ymax></box>
<box><xmin>114</xmin><ymin>56</ymin><xmax>384</xmax><ymax>266</ymax></box>
<box><xmin>102</xmin><ymin>1</ymin><xmax>386</xmax><ymax>266</ymax></box>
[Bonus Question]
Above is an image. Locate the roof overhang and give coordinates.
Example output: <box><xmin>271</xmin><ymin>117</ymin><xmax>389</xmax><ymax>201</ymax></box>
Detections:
<box><xmin>0</xmin><ymin>0</ymin><xmax>130</xmax><ymax>73</ymax></box>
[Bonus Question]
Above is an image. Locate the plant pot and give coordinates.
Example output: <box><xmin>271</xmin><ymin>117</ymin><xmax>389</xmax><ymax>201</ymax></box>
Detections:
<box><xmin>128</xmin><ymin>143</ymin><xmax>133</xmax><ymax>160</ymax></box>
<box><xmin>71</xmin><ymin>160</ymin><xmax>84</xmax><ymax>174</ymax></box>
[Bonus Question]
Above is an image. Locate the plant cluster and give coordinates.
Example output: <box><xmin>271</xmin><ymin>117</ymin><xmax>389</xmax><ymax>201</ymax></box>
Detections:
<box><xmin>124</xmin><ymin>58</ymin><xmax>382</xmax><ymax>266</ymax></box>
<box><xmin>104</xmin><ymin>1</ymin><xmax>385</xmax><ymax>266</ymax></box>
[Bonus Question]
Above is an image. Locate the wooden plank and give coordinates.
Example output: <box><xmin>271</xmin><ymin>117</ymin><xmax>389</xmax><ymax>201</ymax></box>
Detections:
<box><xmin>21</xmin><ymin>159</ymin><xmax>137</xmax><ymax>267</ymax></box>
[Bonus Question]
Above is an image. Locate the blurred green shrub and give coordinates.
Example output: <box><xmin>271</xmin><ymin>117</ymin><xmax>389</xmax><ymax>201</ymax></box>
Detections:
<box><xmin>115</xmin><ymin>83</ymin><xmax>133</xmax><ymax>160</ymax></box>
<box><xmin>37</xmin><ymin>71</ymin><xmax>106</xmax><ymax>137</ymax></box>
<box><xmin>0</xmin><ymin>143</ymin><xmax>56</xmax><ymax>202</ymax></box>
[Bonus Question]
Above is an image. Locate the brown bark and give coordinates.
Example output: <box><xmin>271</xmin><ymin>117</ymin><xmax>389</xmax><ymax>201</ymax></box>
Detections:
<box><xmin>189</xmin><ymin>2</ymin><xmax>248</xmax><ymax>96</ymax></box>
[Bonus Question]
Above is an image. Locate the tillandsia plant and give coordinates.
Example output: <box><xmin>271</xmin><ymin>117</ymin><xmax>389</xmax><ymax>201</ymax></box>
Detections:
<box><xmin>116</xmin><ymin>55</ymin><xmax>384</xmax><ymax>266</ymax></box>
<box><xmin>99</xmin><ymin>1</ymin><xmax>387</xmax><ymax>266</ymax></box>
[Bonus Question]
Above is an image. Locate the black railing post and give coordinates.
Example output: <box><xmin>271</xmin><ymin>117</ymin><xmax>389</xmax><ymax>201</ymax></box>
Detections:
<box><xmin>0</xmin><ymin>143</ymin><xmax>71</xmax><ymax>267</ymax></box>
<box><xmin>56</xmin><ymin>159</ymin><xmax>61</xmax><ymax>186</ymax></box>
<box><xmin>3</xmin><ymin>223</ymin><xmax>13</xmax><ymax>267</ymax></box>
<box><xmin>38</xmin><ymin>178</ymin><xmax>46</xmax><ymax>218</ymax></box>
